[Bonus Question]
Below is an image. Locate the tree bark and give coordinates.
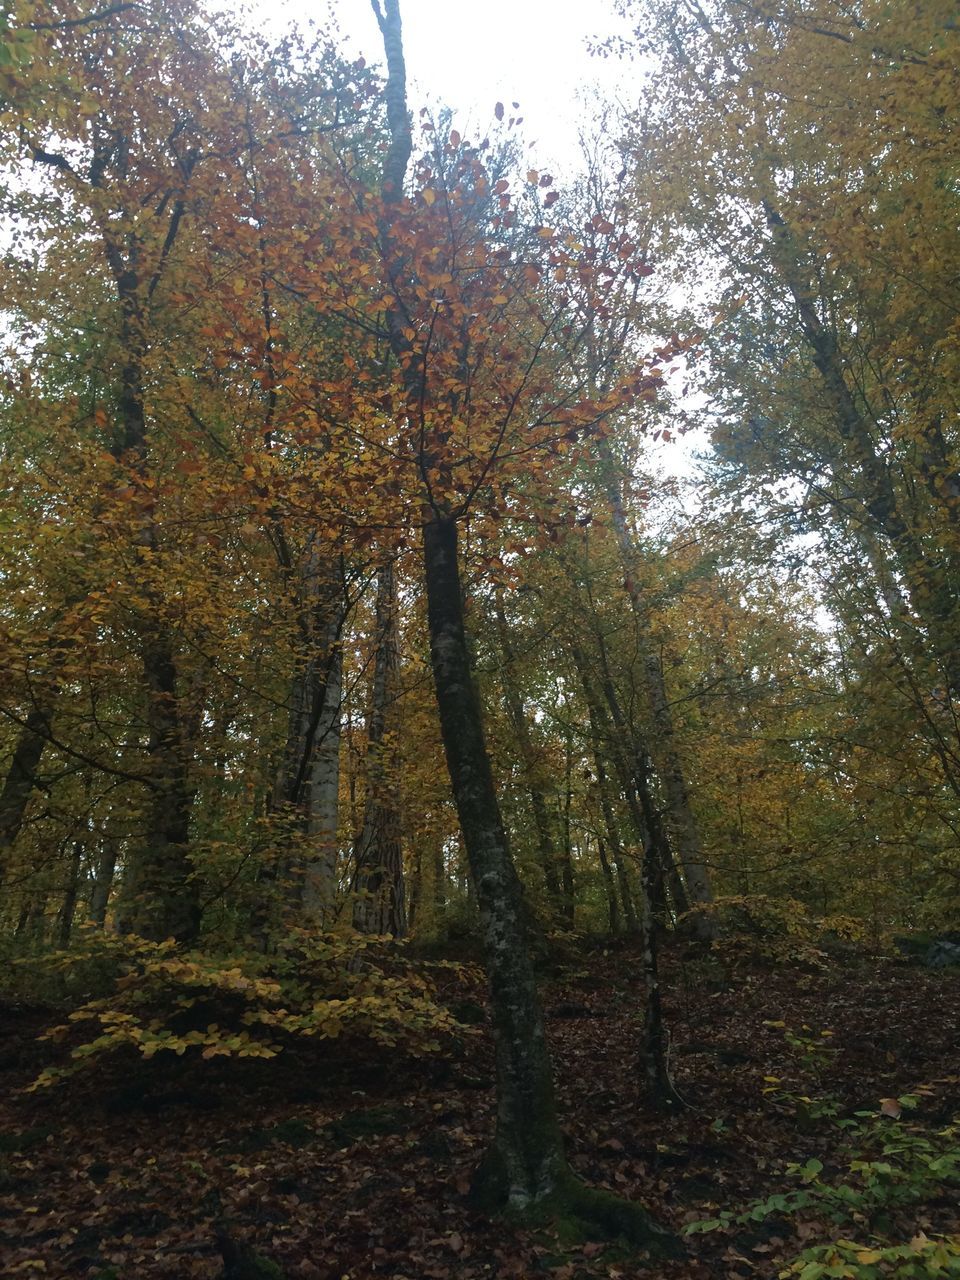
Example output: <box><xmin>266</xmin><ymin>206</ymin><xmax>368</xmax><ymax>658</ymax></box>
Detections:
<box><xmin>763</xmin><ymin>199</ymin><xmax>960</xmax><ymax>700</ymax></box>
<box><xmin>110</xmin><ymin>258</ymin><xmax>200</xmax><ymax>944</ymax></box>
<box><xmin>89</xmin><ymin>838</ymin><xmax>118</xmax><ymax>927</ymax></box>
<box><xmin>571</xmin><ymin>640</ymin><xmax>683</xmax><ymax>1107</ymax></box>
<box><xmin>0</xmin><ymin>707</ymin><xmax>50</xmax><ymax>877</ymax></box>
<box><xmin>494</xmin><ymin>598</ymin><xmax>565</xmax><ymax>918</ymax></box>
<box><xmin>57</xmin><ymin>840</ymin><xmax>83</xmax><ymax>948</ymax></box>
<box><xmin>353</xmin><ymin>562</ymin><xmax>406</xmax><ymax>936</ymax></box>
<box><xmin>424</xmin><ymin>515</ymin><xmax>565</xmax><ymax>1202</ymax></box>
<box><xmin>301</xmin><ymin>633</ymin><xmax>343</xmax><ymax>921</ymax></box>
<box><xmin>596</xmin><ymin>836</ymin><xmax>621</xmax><ymax>935</ymax></box>
<box><xmin>597</xmin><ymin>438</ymin><xmax>715</xmax><ymax>922</ymax></box>
<box><xmin>372</xmin><ymin>0</ymin><xmax>679</xmax><ymax>1240</ymax></box>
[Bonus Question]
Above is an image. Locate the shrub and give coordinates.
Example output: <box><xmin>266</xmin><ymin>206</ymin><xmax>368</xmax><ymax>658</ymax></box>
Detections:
<box><xmin>23</xmin><ymin>927</ymin><xmax>470</xmax><ymax>1090</ymax></box>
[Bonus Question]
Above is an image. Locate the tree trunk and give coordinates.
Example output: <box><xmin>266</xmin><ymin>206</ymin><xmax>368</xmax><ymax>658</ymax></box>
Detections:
<box><xmin>354</xmin><ymin>562</ymin><xmax>406</xmax><ymax>936</ymax></box>
<box><xmin>0</xmin><ymin>707</ymin><xmax>50</xmax><ymax>877</ymax></box>
<box><xmin>258</xmin><ymin>560</ymin><xmax>346</xmax><ymax>938</ymax></box>
<box><xmin>581</xmin><ymin>685</ymin><xmax>640</xmax><ymax>934</ymax></box>
<box><xmin>596</xmin><ymin>836</ymin><xmax>621</xmax><ymax>935</ymax></box>
<box><xmin>494</xmin><ymin>598</ymin><xmax>565</xmax><ymax>917</ymax></box>
<box><xmin>122</xmin><ymin>629</ymin><xmax>200</xmax><ymax>943</ymax></box>
<box><xmin>57</xmin><ymin>840</ymin><xmax>83</xmax><ymax>948</ymax></box>
<box><xmin>597</xmin><ymin>438</ymin><xmax>715</xmax><ymax>921</ymax></box>
<box><xmin>111</xmin><ymin>262</ymin><xmax>200</xmax><ymax>945</ymax></box>
<box><xmin>559</xmin><ymin>728</ymin><xmax>577</xmax><ymax>926</ymax></box>
<box><xmin>302</xmin><ymin>633</ymin><xmax>343</xmax><ymax>921</ymax></box>
<box><xmin>423</xmin><ymin>515</ymin><xmax>565</xmax><ymax>1202</ymax></box>
<box><xmin>371</xmin><ymin>0</ymin><xmax>677</xmax><ymax>1243</ymax></box>
<box><xmin>89</xmin><ymin>839</ymin><xmax>118</xmax><ymax>927</ymax></box>
<box><xmin>571</xmin><ymin>640</ymin><xmax>682</xmax><ymax>1107</ymax></box>
<box><xmin>763</xmin><ymin>199</ymin><xmax>960</xmax><ymax>699</ymax></box>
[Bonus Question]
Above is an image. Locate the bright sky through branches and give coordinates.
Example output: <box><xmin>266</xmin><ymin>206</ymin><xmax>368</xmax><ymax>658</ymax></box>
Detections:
<box><xmin>283</xmin><ymin>0</ymin><xmax>635</xmax><ymax>168</ymax></box>
<box><xmin>256</xmin><ymin>0</ymin><xmax>703</xmax><ymax>492</ymax></box>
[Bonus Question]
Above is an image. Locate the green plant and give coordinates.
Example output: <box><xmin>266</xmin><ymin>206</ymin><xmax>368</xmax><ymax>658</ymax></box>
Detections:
<box><xmin>781</xmin><ymin>1233</ymin><xmax>960</xmax><ymax>1279</ymax></box>
<box><xmin>766</xmin><ymin>1020</ymin><xmax>837</xmax><ymax>1074</ymax></box>
<box><xmin>685</xmin><ymin>1099</ymin><xmax>960</xmax><ymax>1241</ymax></box>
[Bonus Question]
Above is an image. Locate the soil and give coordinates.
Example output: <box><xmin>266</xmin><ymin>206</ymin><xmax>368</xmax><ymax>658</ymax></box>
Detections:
<box><xmin>1</xmin><ymin>939</ymin><xmax>958</xmax><ymax>1279</ymax></box>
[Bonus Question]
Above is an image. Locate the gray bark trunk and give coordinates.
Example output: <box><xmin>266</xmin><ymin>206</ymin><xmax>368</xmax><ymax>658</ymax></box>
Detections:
<box><xmin>494</xmin><ymin>598</ymin><xmax>565</xmax><ymax>917</ymax></box>
<box><xmin>597</xmin><ymin>439</ymin><xmax>714</xmax><ymax>923</ymax></box>
<box><xmin>353</xmin><ymin>562</ymin><xmax>406</xmax><ymax>936</ymax></box>
<box><xmin>89</xmin><ymin>839</ymin><xmax>118</xmax><ymax>927</ymax></box>
<box><xmin>423</xmin><ymin>516</ymin><xmax>566</xmax><ymax>1202</ymax></box>
<box><xmin>0</xmin><ymin>707</ymin><xmax>50</xmax><ymax>876</ymax></box>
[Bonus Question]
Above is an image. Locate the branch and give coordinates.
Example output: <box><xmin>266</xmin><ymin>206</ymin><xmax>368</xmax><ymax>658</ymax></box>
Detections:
<box><xmin>30</xmin><ymin>3</ymin><xmax>138</xmax><ymax>30</ymax></box>
<box><xmin>30</xmin><ymin>145</ymin><xmax>78</xmax><ymax>180</ymax></box>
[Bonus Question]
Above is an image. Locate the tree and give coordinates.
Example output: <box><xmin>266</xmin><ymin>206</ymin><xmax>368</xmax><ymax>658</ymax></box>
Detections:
<box><xmin>617</xmin><ymin>0</ymin><xmax>960</xmax><ymax>712</ymax></box>
<box><xmin>367</xmin><ymin>0</ymin><xmax>677</xmax><ymax>1237</ymax></box>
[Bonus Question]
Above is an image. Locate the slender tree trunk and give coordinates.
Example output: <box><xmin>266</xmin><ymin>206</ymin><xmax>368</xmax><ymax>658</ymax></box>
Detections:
<box><xmin>596</xmin><ymin>439</ymin><xmax>715</xmax><ymax>919</ymax></box>
<box><xmin>371</xmin><ymin>0</ymin><xmax>678</xmax><ymax>1240</ymax></box>
<box><xmin>494</xmin><ymin>598</ymin><xmax>564</xmax><ymax>915</ymax></box>
<box><xmin>57</xmin><ymin>840</ymin><xmax>83</xmax><ymax>948</ymax></box>
<box><xmin>433</xmin><ymin>840</ymin><xmax>447</xmax><ymax>913</ymax></box>
<box><xmin>596</xmin><ymin>836</ymin><xmax>621</xmax><ymax>935</ymax></box>
<box><xmin>574</xmin><ymin>636</ymin><xmax>678</xmax><ymax>919</ymax></box>
<box><xmin>302</xmin><ymin>633</ymin><xmax>343</xmax><ymax>921</ymax></box>
<box><xmin>423</xmin><ymin>515</ymin><xmax>565</xmax><ymax>1201</ymax></box>
<box><xmin>126</xmin><ymin>629</ymin><xmax>200</xmax><ymax>943</ymax></box>
<box><xmin>597</xmin><ymin>761</ymin><xmax>639</xmax><ymax>934</ymax></box>
<box><xmin>256</xmin><ymin>561</ymin><xmax>346</xmax><ymax>940</ymax></box>
<box><xmin>407</xmin><ymin>841</ymin><xmax>422</xmax><ymax>933</ymax></box>
<box><xmin>372</xmin><ymin>0</ymin><xmax>568</xmax><ymax>1204</ymax></box>
<box><xmin>582</xmin><ymin>683</ymin><xmax>640</xmax><ymax>934</ymax></box>
<box><xmin>0</xmin><ymin>707</ymin><xmax>50</xmax><ymax>876</ymax></box>
<box><xmin>112</xmin><ymin>265</ymin><xmax>200</xmax><ymax>945</ymax></box>
<box><xmin>559</xmin><ymin>727</ymin><xmax>576</xmax><ymax>925</ymax></box>
<box><xmin>571</xmin><ymin>640</ymin><xmax>682</xmax><ymax>1105</ymax></box>
<box><xmin>763</xmin><ymin>199</ymin><xmax>960</xmax><ymax>698</ymax></box>
<box><xmin>89</xmin><ymin>839</ymin><xmax>117</xmax><ymax>927</ymax></box>
<box><xmin>354</xmin><ymin>562</ymin><xmax>406</xmax><ymax>936</ymax></box>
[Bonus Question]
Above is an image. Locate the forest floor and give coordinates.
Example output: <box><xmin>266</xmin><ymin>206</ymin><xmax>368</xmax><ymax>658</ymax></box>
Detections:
<box><xmin>1</xmin><ymin>938</ymin><xmax>958</xmax><ymax>1279</ymax></box>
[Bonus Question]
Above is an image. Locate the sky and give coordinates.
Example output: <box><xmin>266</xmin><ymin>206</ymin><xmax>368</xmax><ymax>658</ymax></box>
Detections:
<box><xmin>314</xmin><ymin>0</ymin><xmax>709</xmax><ymax>493</ymax></box>
<box><xmin>254</xmin><ymin>0</ymin><xmax>710</xmax><ymax>493</ymax></box>
<box><xmin>284</xmin><ymin>0</ymin><xmax>638</xmax><ymax>171</ymax></box>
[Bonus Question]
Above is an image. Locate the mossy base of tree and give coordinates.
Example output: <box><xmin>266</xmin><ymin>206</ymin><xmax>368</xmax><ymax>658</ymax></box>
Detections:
<box><xmin>215</xmin><ymin>1224</ymin><xmax>286</xmax><ymax>1279</ymax></box>
<box><xmin>472</xmin><ymin>1152</ymin><xmax>682</xmax><ymax>1258</ymax></box>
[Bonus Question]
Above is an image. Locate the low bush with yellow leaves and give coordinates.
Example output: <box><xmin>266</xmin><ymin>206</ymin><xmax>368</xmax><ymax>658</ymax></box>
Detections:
<box><xmin>682</xmin><ymin>895</ymin><xmax>867</xmax><ymax>971</ymax></box>
<box><xmin>781</xmin><ymin>1233</ymin><xmax>960</xmax><ymax>1279</ymax></box>
<box><xmin>23</xmin><ymin>928</ymin><xmax>471</xmax><ymax>1090</ymax></box>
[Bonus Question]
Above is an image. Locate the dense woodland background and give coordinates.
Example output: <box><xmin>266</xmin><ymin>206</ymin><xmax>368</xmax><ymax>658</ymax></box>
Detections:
<box><xmin>0</xmin><ymin>0</ymin><xmax>958</xmax><ymax>1276</ymax></box>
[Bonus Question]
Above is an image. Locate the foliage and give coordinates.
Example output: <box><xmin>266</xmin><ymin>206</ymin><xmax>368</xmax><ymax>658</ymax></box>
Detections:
<box><xmin>22</xmin><ymin>928</ymin><xmax>468</xmax><ymax>1089</ymax></box>
<box><xmin>687</xmin><ymin>1094</ymin><xmax>960</xmax><ymax>1279</ymax></box>
<box><xmin>683</xmin><ymin>895</ymin><xmax>866</xmax><ymax>970</ymax></box>
<box><xmin>781</xmin><ymin>1234</ymin><xmax>960</xmax><ymax>1279</ymax></box>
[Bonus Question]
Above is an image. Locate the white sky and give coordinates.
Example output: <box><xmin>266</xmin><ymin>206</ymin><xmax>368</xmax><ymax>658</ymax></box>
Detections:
<box><xmin>260</xmin><ymin>0</ymin><xmax>708</xmax><ymax>488</ymax></box>
<box><xmin>280</xmin><ymin>0</ymin><xmax>637</xmax><ymax>170</ymax></box>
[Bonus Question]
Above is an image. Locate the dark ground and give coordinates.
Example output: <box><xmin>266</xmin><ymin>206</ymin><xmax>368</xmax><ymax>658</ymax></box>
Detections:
<box><xmin>1</xmin><ymin>939</ymin><xmax>958</xmax><ymax>1278</ymax></box>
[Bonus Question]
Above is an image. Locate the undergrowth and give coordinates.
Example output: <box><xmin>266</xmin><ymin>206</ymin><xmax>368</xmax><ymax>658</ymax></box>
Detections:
<box><xmin>686</xmin><ymin>1018</ymin><xmax>960</xmax><ymax>1279</ymax></box>
<box><xmin>8</xmin><ymin>926</ymin><xmax>472</xmax><ymax>1090</ymax></box>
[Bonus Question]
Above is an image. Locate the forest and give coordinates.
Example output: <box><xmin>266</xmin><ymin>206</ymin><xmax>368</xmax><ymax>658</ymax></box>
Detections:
<box><xmin>0</xmin><ymin>0</ymin><xmax>958</xmax><ymax>1276</ymax></box>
